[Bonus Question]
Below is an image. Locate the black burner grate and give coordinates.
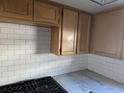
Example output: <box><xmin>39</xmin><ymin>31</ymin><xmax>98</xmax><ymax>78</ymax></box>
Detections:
<box><xmin>35</xmin><ymin>77</ymin><xmax>67</xmax><ymax>93</ymax></box>
<box><xmin>0</xmin><ymin>77</ymin><xmax>68</xmax><ymax>93</ymax></box>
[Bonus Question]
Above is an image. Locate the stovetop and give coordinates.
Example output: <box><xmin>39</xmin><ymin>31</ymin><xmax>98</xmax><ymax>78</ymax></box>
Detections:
<box><xmin>0</xmin><ymin>77</ymin><xmax>68</xmax><ymax>93</ymax></box>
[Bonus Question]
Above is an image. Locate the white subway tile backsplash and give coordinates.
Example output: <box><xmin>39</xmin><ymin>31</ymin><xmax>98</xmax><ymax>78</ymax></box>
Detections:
<box><xmin>0</xmin><ymin>34</ymin><xmax>7</xmax><ymax>39</ymax></box>
<box><xmin>0</xmin><ymin>23</ymin><xmax>8</xmax><ymax>28</ymax></box>
<box><xmin>0</xmin><ymin>39</ymin><xmax>14</xmax><ymax>45</ymax></box>
<box><xmin>0</xmin><ymin>22</ymin><xmax>87</xmax><ymax>86</ymax></box>
<box><xmin>88</xmin><ymin>54</ymin><xmax>124</xmax><ymax>84</ymax></box>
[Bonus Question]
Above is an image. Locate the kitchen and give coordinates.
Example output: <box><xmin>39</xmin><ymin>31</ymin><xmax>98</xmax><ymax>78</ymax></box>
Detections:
<box><xmin>0</xmin><ymin>0</ymin><xmax>124</xmax><ymax>93</ymax></box>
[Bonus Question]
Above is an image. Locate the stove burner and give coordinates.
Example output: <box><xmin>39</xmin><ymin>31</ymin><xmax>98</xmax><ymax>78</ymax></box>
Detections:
<box><xmin>0</xmin><ymin>77</ymin><xmax>68</xmax><ymax>93</ymax></box>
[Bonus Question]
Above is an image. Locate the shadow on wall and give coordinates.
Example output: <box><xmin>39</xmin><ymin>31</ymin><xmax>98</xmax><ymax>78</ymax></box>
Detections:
<box><xmin>34</xmin><ymin>27</ymin><xmax>51</xmax><ymax>54</ymax></box>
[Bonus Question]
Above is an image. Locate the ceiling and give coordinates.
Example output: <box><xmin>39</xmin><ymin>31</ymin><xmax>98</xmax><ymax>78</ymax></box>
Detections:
<box><xmin>51</xmin><ymin>0</ymin><xmax>124</xmax><ymax>13</ymax></box>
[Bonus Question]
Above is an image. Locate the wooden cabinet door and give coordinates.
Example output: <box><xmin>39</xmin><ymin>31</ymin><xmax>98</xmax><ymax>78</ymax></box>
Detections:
<box><xmin>77</xmin><ymin>13</ymin><xmax>91</xmax><ymax>54</ymax></box>
<box><xmin>92</xmin><ymin>9</ymin><xmax>124</xmax><ymax>58</ymax></box>
<box><xmin>0</xmin><ymin>0</ymin><xmax>32</xmax><ymax>20</ymax></box>
<box><xmin>34</xmin><ymin>0</ymin><xmax>59</xmax><ymax>25</ymax></box>
<box><xmin>61</xmin><ymin>9</ymin><xmax>78</xmax><ymax>55</ymax></box>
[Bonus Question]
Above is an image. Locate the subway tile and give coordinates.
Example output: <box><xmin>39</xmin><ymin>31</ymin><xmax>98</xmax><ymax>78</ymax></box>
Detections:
<box><xmin>88</xmin><ymin>54</ymin><xmax>124</xmax><ymax>85</ymax></box>
<box><xmin>0</xmin><ymin>34</ymin><xmax>7</xmax><ymax>39</ymax></box>
<box><xmin>0</xmin><ymin>23</ymin><xmax>8</xmax><ymax>28</ymax></box>
<box><xmin>1</xmin><ymin>28</ymin><xmax>14</xmax><ymax>34</ymax></box>
<box><xmin>0</xmin><ymin>39</ymin><xmax>14</xmax><ymax>45</ymax></box>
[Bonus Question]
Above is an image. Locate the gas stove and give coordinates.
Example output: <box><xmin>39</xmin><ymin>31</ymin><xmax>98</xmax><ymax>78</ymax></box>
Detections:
<box><xmin>0</xmin><ymin>77</ymin><xmax>68</xmax><ymax>93</ymax></box>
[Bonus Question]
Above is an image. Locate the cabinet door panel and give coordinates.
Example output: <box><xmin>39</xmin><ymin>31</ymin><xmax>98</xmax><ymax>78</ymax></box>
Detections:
<box><xmin>61</xmin><ymin>9</ymin><xmax>78</xmax><ymax>55</ymax></box>
<box><xmin>0</xmin><ymin>0</ymin><xmax>32</xmax><ymax>20</ymax></box>
<box><xmin>77</xmin><ymin>13</ymin><xmax>91</xmax><ymax>53</ymax></box>
<box><xmin>34</xmin><ymin>1</ymin><xmax>59</xmax><ymax>25</ymax></box>
<box><xmin>92</xmin><ymin>9</ymin><xmax>124</xmax><ymax>58</ymax></box>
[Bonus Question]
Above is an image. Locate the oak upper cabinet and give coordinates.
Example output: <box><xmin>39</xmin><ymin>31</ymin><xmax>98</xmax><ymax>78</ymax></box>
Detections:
<box><xmin>0</xmin><ymin>0</ymin><xmax>33</xmax><ymax>21</ymax></box>
<box><xmin>91</xmin><ymin>9</ymin><xmax>124</xmax><ymax>58</ymax></box>
<box><xmin>34</xmin><ymin>0</ymin><xmax>60</xmax><ymax>26</ymax></box>
<box><xmin>77</xmin><ymin>13</ymin><xmax>91</xmax><ymax>54</ymax></box>
<box><xmin>61</xmin><ymin>9</ymin><xmax>78</xmax><ymax>55</ymax></box>
<box><xmin>51</xmin><ymin>9</ymin><xmax>78</xmax><ymax>55</ymax></box>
